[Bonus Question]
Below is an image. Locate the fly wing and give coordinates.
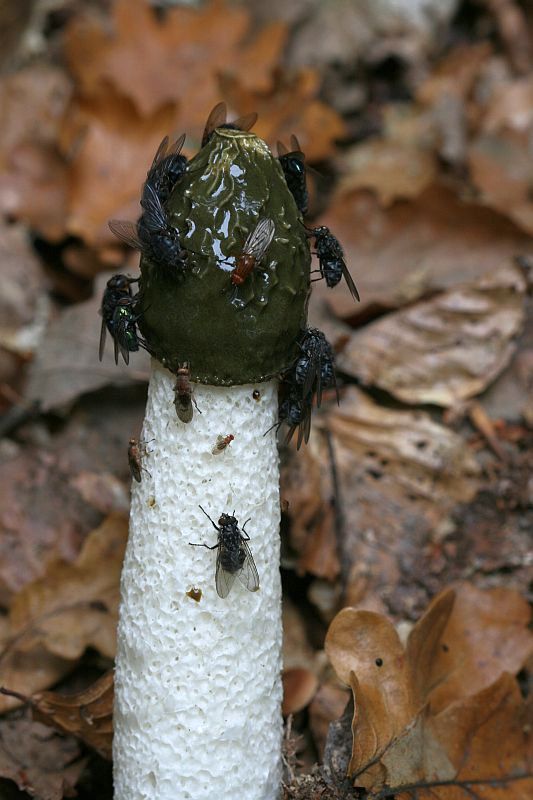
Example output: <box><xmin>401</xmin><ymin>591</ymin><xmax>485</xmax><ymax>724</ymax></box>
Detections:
<box><xmin>108</xmin><ymin>220</ymin><xmax>141</xmax><ymax>250</ymax></box>
<box><xmin>277</xmin><ymin>140</ymin><xmax>289</xmax><ymax>157</ymax></box>
<box><xmin>297</xmin><ymin>406</ymin><xmax>312</xmax><ymax>450</ymax></box>
<box><xmin>302</xmin><ymin>348</ymin><xmax>319</xmax><ymax>402</ymax></box>
<box><xmin>215</xmin><ymin>549</ymin><xmax>237</xmax><ymax>598</ymax></box>
<box><xmin>243</xmin><ymin>218</ymin><xmax>275</xmax><ymax>260</ymax></box>
<box><xmin>140</xmin><ymin>183</ymin><xmax>167</xmax><ymax>229</ymax></box>
<box><xmin>98</xmin><ymin>317</ymin><xmax>107</xmax><ymax>362</ymax></box>
<box><xmin>342</xmin><ymin>261</ymin><xmax>360</xmax><ymax>302</ymax></box>
<box><xmin>202</xmin><ymin>102</ymin><xmax>227</xmax><ymax>147</ymax></box>
<box><xmin>237</xmin><ymin>540</ymin><xmax>260</xmax><ymax>593</ymax></box>
<box><xmin>113</xmin><ymin>313</ymin><xmax>131</xmax><ymax>366</ymax></box>
<box><xmin>232</xmin><ymin>111</ymin><xmax>258</xmax><ymax>133</ymax></box>
<box><xmin>150</xmin><ymin>136</ymin><xmax>169</xmax><ymax>170</ymax></box>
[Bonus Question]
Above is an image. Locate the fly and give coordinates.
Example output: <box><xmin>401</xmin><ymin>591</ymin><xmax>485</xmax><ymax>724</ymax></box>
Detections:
<box><xmin>109</xmin><ymin>184</ymin><xmax>189</xmax><ymax>274</ymax></box>
<box><xmin>307</xmin><ymin>225</ymin><xmax>360</xmax><ymax>302</ymax></box>
<box><xmin>277</xmin><ymin>135</ymin><xmax>308</xmax><ymax>216</ymax></box>
<box><xmin>99</xmin><ymin>273</ymin><xmax>139</xmax><ymax>362</ymax></box>
<box><xmin>202</xmin><ymin>102</ymin><xmax>258</xmax><ymax>147</ymax></box>
<box><xmin>128</xmin><ymin>437</ymin><xmax>153</xmax><ymax>482</ymax></box>
<box><xmin>173</xmin><ymin>362</ymin><xmax>199</xmax><ymax>423</ymax></box>
<box><xmin>143</xmin><ymin>133</ymin><xmax>187</xmax><ymax>207</ymax></box>
<box><xmin>228</xmin><ymin>217</ymin><xmax>276</xmax><ymax>289</ymax></box>
<box><xmin>189</xmin><ymin>506</ymin><xmax>260</xmax><ymax>598</ymax></box>
<box><xmin>212</xmin><ymin>434</ymin><xmax>234</xmax><ymax>455</ymax></box>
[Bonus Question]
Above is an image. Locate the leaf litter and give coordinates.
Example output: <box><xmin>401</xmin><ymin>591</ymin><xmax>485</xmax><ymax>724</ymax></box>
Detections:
<box><xmin>0</xmin><ymin>1</ymin><xmax>531</xmax><ymax>797</ymax></box>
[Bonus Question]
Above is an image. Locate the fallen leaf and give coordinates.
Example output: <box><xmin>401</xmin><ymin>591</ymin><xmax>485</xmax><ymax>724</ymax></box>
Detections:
<box><xmin>339</xmin><ymin>263</ymin><xmax>527</xmax><ymax>405</ymax></box>
<box><xmin>294</xmin><ymin>389</ymin><xmax>481</xmax><ymax>617</ymax></box>
<box><xmin>326</xmin><ymin>587</ymin><xmax>532</xmax><ymax>795</ymax></box>
<box><xmin>25</xmin><ymin>273</ymin><xmax>150</xmax><ymax>412</ymax></box>
<box><xmin>0</xmin><ymin>515</ymin><xmax>127</xmax><ymax>713</ymax></box>
<box><xmin>316</xmin><ymin>183</ymin><xmax>532</xmax><ymax>321</ymax></box>
<box><xmin>0</xmin><ymin>716</ymin><xmax>86</xmax><ymax>800</ymax></box>
<box><xmin>308</xmin><ymin>683</ymin><xmax>349</xmax><ymax>758</ymax></box>
<box><xmin>0</xmin><ymin>447</ymin><xmax>102</xmax><ymax>603</ymax></box>
<box><xmin>64</xmin><ymin>0</ymin><xmax>249</xmax><ymax>121</ymax></box>
<box><xmin>282</xmin><ymin>668</ymin><xmax>319</xmax><ymax>716</ymax></box>
<box><xmin>0</xmin><ymin>220</ymin><xmax>50</xmax><ymax>355</ymax></box>
<box><xmin>424</xmin><ymin>583</ymin><xmax>533</xmax><ymax>714</ymax></box>
<box><xmin>9</xmin><ymin>514</ymin><xmax>127</xmax><ymax>660</ymax></box>
<box><xmin>59</xmin><ymin>88</ymin><xmax>177</xmax><ymax>245</ymax></box>
<box><xmin>337</xmin><ymin>140</ymin><xmax>437</xmax><ymax>206</ymax></box>
<box><xmin>29</xmin><ymin>671</ymin><xmax>114</xmax><ymax>760</ymax></box>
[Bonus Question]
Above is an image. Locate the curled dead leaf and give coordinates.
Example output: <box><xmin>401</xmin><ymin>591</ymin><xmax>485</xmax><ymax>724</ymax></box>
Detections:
<box><xmin>30</xmin><ymin>670</ymin><xmax>114</xmax><ymax>760</ymax></box>
<box><xmin>339</xmin><ymin>263</ymin><xmax>527</xmax><ymax>406</ymax></box>
<box><xmin>325</xmin><ymin>586</ymin><xmax>532</xmax><ymax>794</ymax></box>
<box><xmin>282</xmin><ymin>667</ymin><xmax>319</xmax><ymax>716</ymax></box>
<box><xmin>0</xmin><ymin>515</ymin><xmax>127</xmax><ymax>713</ymax></box>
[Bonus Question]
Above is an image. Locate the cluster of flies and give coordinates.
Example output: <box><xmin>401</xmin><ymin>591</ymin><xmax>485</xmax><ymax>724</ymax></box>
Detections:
<box><xmin>101</xmin><ymin>103</ymin><xmax>361</xmax><ymax>598</ymax></box>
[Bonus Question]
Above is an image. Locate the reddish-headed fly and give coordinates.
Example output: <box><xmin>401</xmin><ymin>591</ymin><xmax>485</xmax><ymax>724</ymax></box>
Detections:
<box><xmin>128</xmin><ymin>438</ymin><xmax>153</xmax><ymax>483</ymax></box>
<box><xmin>189</xmin><ymin>506</ymin><xmax>260</xmax><ymax>598</ymax></box>
<box><xmin>212</xmin><ymin>434</ymin><xmax>235</xmax><ymax>455</ymax></box>
<box><xmin>228</xmin><ymin>217</ymin><xmax>276</xmax><ymax>290</ymax></box>
<box><xmin>201</xmin><ymin>102</ymin><xmax>258</xmax><ymax>147</ymax></box>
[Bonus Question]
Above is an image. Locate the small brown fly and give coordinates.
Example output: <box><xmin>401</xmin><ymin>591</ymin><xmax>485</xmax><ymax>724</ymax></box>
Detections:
<box><xmin>201</xmin><ymin>102</ymin><xmax>258</xmax><ymax>147</ymax></box>
<box><xmin>128</xmin><ymin>438</ymin><xmax>152</xmax><ymax>482</ymax></box>
<box><xmin>229</xmin><ymin>217</ymin><xmax>276</xmax><ymax>288</ymax></box>
<box><xmin>212</xmin><ymin>434</ymin><xmax>234</xmax><ymax>455</ymax></box>
<box><xmin>174</xmin><ymin>363</ymin><xmax>199</xmax><ymax>423</ymax></box>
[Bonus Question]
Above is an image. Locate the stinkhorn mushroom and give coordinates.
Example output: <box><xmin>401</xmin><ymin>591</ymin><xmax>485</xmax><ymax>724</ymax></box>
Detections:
<box><xmin>112</xmin><ymin>121</ymin><xmax>310</xmax><ymax>799</ymax></box>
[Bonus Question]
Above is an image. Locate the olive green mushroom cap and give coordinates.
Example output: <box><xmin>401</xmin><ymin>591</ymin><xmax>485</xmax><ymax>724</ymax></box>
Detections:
<box><xmin>138</xmin><ymin>128</ymin><xmax>310</xmax><ymax>385</ymax></box>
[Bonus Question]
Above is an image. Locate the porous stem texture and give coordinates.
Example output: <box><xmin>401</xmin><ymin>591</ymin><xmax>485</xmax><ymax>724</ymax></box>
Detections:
<box><xmin>113</xmin><ymin>361</ymin><xmax>283</xmax><ymax>800</ymax></box>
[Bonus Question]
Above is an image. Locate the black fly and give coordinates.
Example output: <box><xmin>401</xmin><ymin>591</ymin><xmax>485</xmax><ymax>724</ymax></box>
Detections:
<box><xmin>109</xmin><ymin>185</ymin><xmax>189</xmax><ymax>274</ymax></box>
<box><xmin>143</xmin><ymin>133</ymin><xmax>188</xmax><ymax>207</ymax></box>
<box><xmin>189</xmin><ymin>506</ymin><xmax>260</xmax><ymax>598</ymax></box>
<box><xmin>99</xmin><ymin>274</ymin><xmax>147</xmax><ymax>364</ymax></box>
<box><xmin>277</xmin><ymin>136</ymin><xmax>308</xmax><ymax>216</ymax></box>
<box><xmin>307</xmin><ymin>225</ymin><xmax>360</xmax><ymax>302</ymax></box>
<box><xmin>294</xmin><ymin>327</ymin><xmax>338</xmax><ymax>408</ymax></box>
<box><xmin>268</xmin><ymin>327</ymin><xmax>337</xmax><ymax>449</ymax></box>
<box><xmin>201</xmin><ymin>102</ymin><xmax>258</xmax><ymax>147</ymax></box>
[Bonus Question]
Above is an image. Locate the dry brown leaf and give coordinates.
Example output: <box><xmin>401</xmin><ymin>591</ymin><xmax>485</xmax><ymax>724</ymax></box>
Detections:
<box><xmin>386</xmin><ymin>674</ymin><xmax>532</xmax><ymax>800</ymax></box>
<box><xmin>424</xmin><ymin>583</ymin><xmax>533</xmax><ymax>714</ymax></box>
<box><xmin>328</xmin><ymin>388</ymin><xmax>481</xmax><ymax>507</ymax></box>
<box><xmin>0</xmin><ymin>447</ymin><xmax>102</xmax><ymax>603</ymax></box>
<box><xmin>282</xmin><ymin>668</ymin><xmax>319</xmax><ymax>716</ymax></box>
<box><xmin>326</xmin><ymin>587</ymin><xmax>532</xmax><ymax>795</ymax></box>
<box><xmin>25</xmin><ymin>273</ymin><xmax>150</xmax><ymax>412</ymax></box>
<box><xmin>337</xmin><ymin>140</ymin><xmax>437</xmax><ymax>206</ymax></box>
<box><xmin>417</xmin><ymin>42</ymin><xmax>492</xmax><ymax>106</ymax></box>
<box><xmin>0</xmin><ymin>717</ymin><xmax>87</xmax><ymax>800</ymax></box>
<box><xmin>9</xmin><ymin>513</ymin><xmax>127</xmax><ymax>659</ymax></box>
<box><xmin>30</xmin><ymin>670</ymin><xmax>114</xmax><ymax>760</ymax></box>
<box><xmin>0</xmin><ymin>64</ymin><xmax>72</xmax><ymax>164</ymax></box>
<box><xmin>308</xmin><ymin>683</ymin><xmax>350</xmax><ymax>758</ymax></box>
<box><xmin>64</xmin><ymin>0</ymin><xmax>249</xmax><ymax>122</ymax></box>
<box><xmin>339</xmin><ymin>263</ymin><xmax>526</xmax><ymax>406</ymax></box>
<box><xmin>294</xmin><ymin>389</ymin><xmax>480</xmax><ymax>616</ymax></box>
<box><xmin>0</xmin><ymin>220</ymin><xmax>49</xmax><ymax>355</ymax></box>
<box><xmin>316</xmin><ymin>183</ymin><xmax>532</xmax><ymax>321</ymax></box>
<box><xmin>0</xmin><ymin>515</ymin><xmax>127</xmax><ymax>713</ymax></box>
<box><xmin>60</xmin><ymin>88</ymin><xmax>177</xmax><ymax>245</ymax></box>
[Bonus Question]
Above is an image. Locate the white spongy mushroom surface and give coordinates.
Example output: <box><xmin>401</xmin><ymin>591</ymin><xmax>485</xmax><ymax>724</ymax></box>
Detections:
<box><xmin>114</xmin><ymin>362</ymin><xmax>283</xmax><ymax>800</ymax></box>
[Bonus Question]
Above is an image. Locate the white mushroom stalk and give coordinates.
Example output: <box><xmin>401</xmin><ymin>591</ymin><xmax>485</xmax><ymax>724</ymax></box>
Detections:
<box><xmin>113</xmin><ymin>362</ymin><xmax>283</xmax><ymax>800</ymax></box>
